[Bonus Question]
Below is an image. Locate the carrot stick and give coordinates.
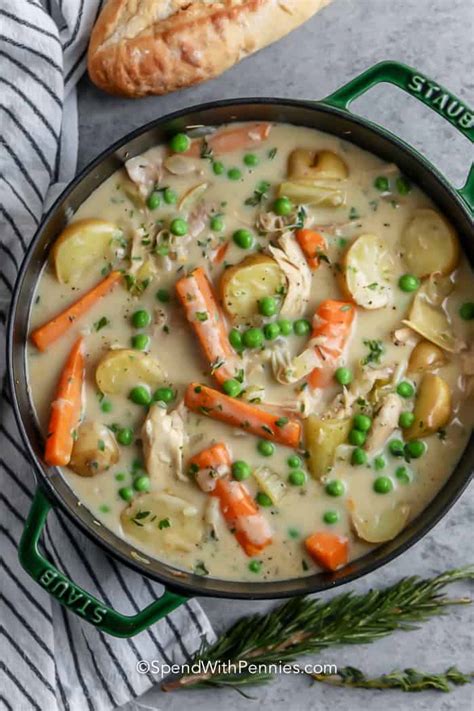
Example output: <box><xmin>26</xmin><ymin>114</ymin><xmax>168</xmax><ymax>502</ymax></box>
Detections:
<box><xmin>305</xmin><ymin>531</ymin><xmax>349</xmax><ymax>571</ymax></box>
<box><xmin>212</xmin><ymin>241</ymin><xmax>229</xmax><ymax>266</ymax></box>
<box><xmin>308</xmin><ymin>300</ymin><xmax>355</xmax><ymax>390</ymax></box>
<box><xmin>44</xmin><ymin>337</ymin><xmax>85</xmax><ymax>467</ymax></box>
<box><xmin>184</xmin><ymin>123</ymin><xmax>272</xmax><ymax>158</ymax></box>
<box><xmin>189</xmin><ymin>442</ymin><xmax>231</xmax><ymax>472</ymax></box>
<box><xmin>176</xmin><ymin>267</ymin><xmax>240</xmax><ymax>384</ymax></box>
<box><xmin>295</xmin><ymin>229</ymin><xmax>327</xmax><ymax>271</ymax></box>
<box><xmin>212</xmin><ymin>478</ymin><xmax>272</xmax><ymax>557</ymax></box>
<box><xmin>185</xmin><ymin>382</ymin><xmax>301</xmax><ymax>448</ymax></box>
<box><xmin>188</xmin><ymin>442</ymin><xmax>232</xmax><ymax>492</ymax></box>
<box><xmin>31</xmin><ymin>271</ymin><xmax>122</xmax><ymax>351</ymax></box>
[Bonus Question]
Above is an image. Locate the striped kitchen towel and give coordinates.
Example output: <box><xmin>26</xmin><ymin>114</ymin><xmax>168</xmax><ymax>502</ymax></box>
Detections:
<box><xmin>0</xmin><ymin>2</ymin><xmax>215</xmax><ymax>710</ymax></box>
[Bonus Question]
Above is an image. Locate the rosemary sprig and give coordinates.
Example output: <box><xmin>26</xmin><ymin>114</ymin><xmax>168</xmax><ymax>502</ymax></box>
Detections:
<box><xmin>162</xmin><ymin>567</ymin><xmax>473</xmax><ymax>691</ymax></box>
<box><xmin>310</xmin><ymin>666</ymin><xmax>472</xmax><ymax>693</ymax></box>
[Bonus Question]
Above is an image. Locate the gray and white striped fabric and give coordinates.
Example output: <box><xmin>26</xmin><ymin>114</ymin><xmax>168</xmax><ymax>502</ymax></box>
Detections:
<box><xmin>0</xmin><ymin>2</ymin><xmax>215</xmax><ymax>709</ymax></box>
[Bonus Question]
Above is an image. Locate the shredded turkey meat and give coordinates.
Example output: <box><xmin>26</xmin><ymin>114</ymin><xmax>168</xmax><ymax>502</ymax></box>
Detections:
<box><xmin>141</xmin><ymin>403</ymin><xmax>188</xmax><ymax>482</ymax></box>
<box><xmin>269</xmin><ymin>232</ymin><xmax>311</xmax><ymax>318</ymax></box>
<box><xmin>125</xmin><ymin>147</ymin><xmax>163</xmax><ymax>198</ymax></box>
<box><xmin>365</xmin><ymin>393</ymin><xmax>403</xmax><ymax>453</ymax></box>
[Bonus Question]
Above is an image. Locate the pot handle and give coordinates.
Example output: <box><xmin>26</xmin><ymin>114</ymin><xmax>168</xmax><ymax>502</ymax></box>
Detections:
<box><xmin>322</xmin><ymin>61</ymin><xmax>474</xmax><ymax>214</ymax></box>
<box><xmin>19</xmin><ymin>487</ymin><xmax>188</xmax><ymax>637</ymax></box>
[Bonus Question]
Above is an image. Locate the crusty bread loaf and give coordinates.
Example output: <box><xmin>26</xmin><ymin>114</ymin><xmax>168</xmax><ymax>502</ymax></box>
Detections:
<box><xmin>88</xmin><ymin>0</ymin><xmax>333</xmax><ymax>98</ymax></box>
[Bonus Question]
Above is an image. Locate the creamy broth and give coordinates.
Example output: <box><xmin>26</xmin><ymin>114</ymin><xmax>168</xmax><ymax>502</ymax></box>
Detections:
<box><xmin>27</xmin><ymin>122</ymin><xmax>474</xmax><ymax>582</ymax></box>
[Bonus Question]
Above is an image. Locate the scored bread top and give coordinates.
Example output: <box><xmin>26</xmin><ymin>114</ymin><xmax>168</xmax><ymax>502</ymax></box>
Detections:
<box><xmin>87</xmin><ymin>0</ymin><xmax>333</xmax><ymax>97</ymax></box>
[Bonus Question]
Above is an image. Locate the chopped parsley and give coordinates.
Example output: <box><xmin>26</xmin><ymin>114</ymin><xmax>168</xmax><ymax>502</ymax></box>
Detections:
<box><xmin>244</xmin><ymin>180</ymin><xmax>271</xmax><ymax>206</ymax></box>
<box><xmin>93</xmin><ymin>316</ymin><xmax>109</xmax><ymax>331</ymax></box>
<box><xmin>158</xmin><ymin>518</ymin><xmax>171</xmax><ymax>530</ymax></box>
<box><xmin>362</xmin><ymin>339</ymin><xmax>384</xmax><ymax>365</ymax></box>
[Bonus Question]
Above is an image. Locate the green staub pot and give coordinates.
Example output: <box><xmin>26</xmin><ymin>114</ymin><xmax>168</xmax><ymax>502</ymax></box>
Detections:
<box><xmin>8</xmin><ymin>62</ymin><xmax>473</xmax><ymax>637</ymax></box>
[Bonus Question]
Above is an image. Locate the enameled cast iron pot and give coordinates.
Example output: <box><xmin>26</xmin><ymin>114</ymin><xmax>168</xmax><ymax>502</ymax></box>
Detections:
<box><xmin>8</xmin><ymin>61</ymin><xmax>474</xmax><ymax>638</ymax></box>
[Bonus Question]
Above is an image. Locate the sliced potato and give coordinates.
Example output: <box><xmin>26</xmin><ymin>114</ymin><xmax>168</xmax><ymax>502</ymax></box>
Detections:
<box><xmin>350</xmin><ymin>502</ymin><xmax>410</xmax><ymax>543</ymax></box>
<box><xmin>52</xmin><ymin>219</ymin><xmax>119</xmax><ymax>286</ymax></box>
<box><xmin>402</xmin><ymin>209</ymin><xmax>460</xmax><ymax>278</ymax></box>
<box><xmin>340</xmin><ymin>233</ymin><xmax>393</xmax><ymax>309</ymax></box>
<box><xmin>403</xmin><ymin>276</ymin><xmax>458</xmax><ymax>352</ymax></box>
<box><xmin>288</xmin><ymin>149</ymin><xmax>348</xmax><ymax>181</ymax></box>
<box><xmin>253</xmin><ymin>466</ymin><xmax>287</xmax><ymax>504</ymax></box>
<box><xmin>121</xmin><ymin>492</ymin><xmax>203</xmax><ymax>553</ymax></box>
<box><xmin>305</xmin><ymin>416</ymin><xmax>352</xmax><ymax>480</ymax></box>
<box><xmin>404</xmin><ymin>373</ymin><xmax>451</xmax><ymax>440</ymax></box>
<box><xmin>277</xmin><ymin>180</ymin><xmax>346</xmax><ymax>207</ymax></box>
<box><xmin>69</xmin><ymin>421</ymin><xmax>119</xmax><ymax>477</ymax></box>
<box><xmin>220</xmin><ymin>254</ymin><xmax>286</xmax><ymax>321</ymax></box>
<box><xmin>96</xmin><ymin>349</ymin><xmax>166</xmax><ymax>395</ymax></box>
<box><xmin>407</xmin><ymin>340</ymin><xmax>447</xmax><ymax>373</ymax></box>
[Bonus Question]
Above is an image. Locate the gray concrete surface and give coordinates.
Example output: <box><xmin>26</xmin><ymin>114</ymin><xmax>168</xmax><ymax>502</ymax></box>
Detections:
<box><xmin>77</xmin><ymin>1</ymin><xmax>474</xmax><ymax>708</ymax></box>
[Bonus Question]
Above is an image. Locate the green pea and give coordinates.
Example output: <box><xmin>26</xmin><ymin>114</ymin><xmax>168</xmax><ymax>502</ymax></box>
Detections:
<box><xmin>288</xmin><ymin>469</ymin><xmax>306</xmax><ymax>486</ymax></box>
<box><xmin>293</xmin><ymin>319</ymin><xmax>311</xmax><ymax>336</ymax></box>
<box><xmin>459</xmin><ymin>302</ymin><xmax>474</xmax><ymax>320</ymax></box>
<box><xmin>287</xmin><ymin>454</ymin><xmax>302</xmax><ymax>469</ymax></box>
<box><xmin>335</xmin><ymin>367</ymin><xmax>353</xmax><ymax>386</ymax></box>
<box><xmin>396</xmin><ymin>466</ymin><xmax>411</xmax><ymax>484</ymax></box>
<box><xmin>147</xmin><ymin>191</ymin><xmax>161</xmax><ymax>210</ymax></box>
<box><xmin>325</xmin><ymin>480</ymin><xmax>345</xmax><ymax>497</ymax></box>
<box><xmin>242</xmin><ymin>327</ymin><xmax>264</xmax><ymax>349</ymax></box>
<box><xmin>163</xmin><ymin>188</ymin><xmax>177</xmax><ymax>204</ymax></box>
<box><xmin>229</xmin><ymin>328</ymin><xmax>243</xmax><ymax>351</ymax></box>
<box><xmin>118</xmin><ymin>486</ymin><xmax>134</xmax><ymax>502</ymax></box>
<box><xmin>399</xmin><ymin>411</ymin><xmax>415</xmax><ymax>429</ymax></box>
<box><xmin>263</xmin><ymin>322</ymin><xmax>280</xmax><ymax>341</ymax></box>
<box><xmin>353</xmin><ymin>414</ymin><xmax>372</xmax><ymax>432</ymax></box>
<box><xmin>259</xmin><ymin>296</ymin><xmax>277</xmax><ymax>317</ymax></box>
<box><xmin>373</xmin><ymin>476</ymin><xmax>393</xmax><ymax>494</ymax></box>
<box><xmin>257</xmin><ymin>440</ymin><xmax>275</xmax><ymax>457</ymax></box>
<box><xmin>169</xmin><ymin>133</ymin><xmax>190</xmax><ymax>153</ymax></box>
<box><xmin>170</xmin><ymin>218</ymin><xmax>188</xmax><ymax>236</ymax></box>
<box><xmin>396</xmin><ymin>176</ymin><xmax>411</xmax><ymax>195</ymax></box>
<box><xmin>156</xmin><ymin>288</ymin><xmax>170</xmax><ymax>303</ymax></box>
<box><xmin>349</xmin><ymin>429</ymin><xmax>366</xmax><ymax>446</ymax></box>
<box><xmin>131</xmin><ymin>334</ymin><xmax>150</xmax><ymax>351</ymax></box>
<box><xmin>212</xmin><ymin>161</ymin><xmax>225</xmax><ymax>175</ymax></box>
<box><xmin>227</xmin><ymin>167</ymin><xmax>242</xmax><ymax>181</ymax></box>
<box><xmin>374</xmin><ymin>176</ymin><xmax>389</xmax><ymax>191</ymax></box>
<box><xmin>388</xmin><ymin>438</ymin><xmax>405</xmax><ymax>457</ymax></box>
<box><xmin>248</xmin><ymin>560</ymin><xmax>262</xmax><ymax>573</ymax></box>
<box><xmin>351</xmin><ymin>447</ymin><xmax>368</xmax><ymax>466</ymax></box>
<box><xmin>115</xmin><ymin>472</ymin><xmax>126</xmax><ymax>482</ymax></box>
<box><xmin>278</xmin><ymin>319</ymin><xmax>292</xmax><ymax>336</ymax></box>
<box><xmin>233</xmin><ymin>228</ymin><xmax>253</xmax><ymax>249</ymax></box>
<box><xmin>397</xmin><ymin>381</ymin><xmax>415</xmax><ymax>398</ymax></box>
<box><xmin>222</xmin><ymin>379</ymin><xmax>241</xmax><ymax>398</ymax></box>
<box><xmin>100</xmin><ymin>400</ymin><xmax>113</xmax><ymax>413</ymax></box>
<box><xmin>99</xmin><ymin>504</ymin><xmax>111</xmax><ymax>514</ymax></box>
<box><xmin>373</xmin><ymin>455</ymin><xmax>386</xmax><ymax>471</ymax></box>
<box><xmin>129</xmin><ymin>386</ymin><xmax>152</xmax><ymax>406</ymax></box>
<box><xmin>405</xmin><ymin>440</ymin><xmax>426</xmax><ymax>459</ymax></box>
<box><xmin>288</xmin><ymin>527</ymin><xmax>300</xmax><ymax>539</ymax></box>
<box><xmin>134</xmin><ymin>475</ymin><xmax>151</xmax><ymax>492</ymax></box>
<box><xmin>232</xmin><ymin>460</ymin><xmax>251</xmax><ymax>481</ymax></box>
<box><xmin>243</xmin><ymin>153</ymin><xmax>259</xmax><ymax>167</ymax></box>
<box><xmin>256</xmin><ymin>492</ymin><xmax>272</xmax><ymax>507</ymax></box>
<box><xmin>153</xmin><ymin>387</ymin><xmax>175</xmax><ymax>404</ymax></box>
<box><xmin>399</xmin><ymin>274</ymin><xmax>420</xmax><ymax>292</ymax></box>
<box><xmin>210</xmin><ymin>215</ymin><xmax>224</xmax><ymax>231</ymax></box>
<box><xmin>323</xmin><ymin>510</ymin><xmax>340</xmax><ymax>525</ymax></box>
<box><xmin>131</xmin><ymin>309</ymin><xmax>151</xmax><ymax>328</ymax></box>
<box><xmin>117</xmin><ymin>427</ymin><xmax>134</xmax><ymax>446</ymax></box>
<box><xmin>273</xmin><ymin>196</ymin><xmax>293</xmax><ymax>216</ymax></box>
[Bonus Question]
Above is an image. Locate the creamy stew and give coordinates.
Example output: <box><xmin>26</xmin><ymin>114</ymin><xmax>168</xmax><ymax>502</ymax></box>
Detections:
<box><xmin>27</xmin><ymin>122</ymin><xmax>474</xmax><ymax>582</ymax></box>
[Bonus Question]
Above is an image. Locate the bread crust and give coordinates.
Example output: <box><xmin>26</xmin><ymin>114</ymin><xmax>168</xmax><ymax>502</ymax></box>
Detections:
<box><xmin>87</xmin><ymin>0</ymin><xmax>332</xmax><ymax>97</ymax></box>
